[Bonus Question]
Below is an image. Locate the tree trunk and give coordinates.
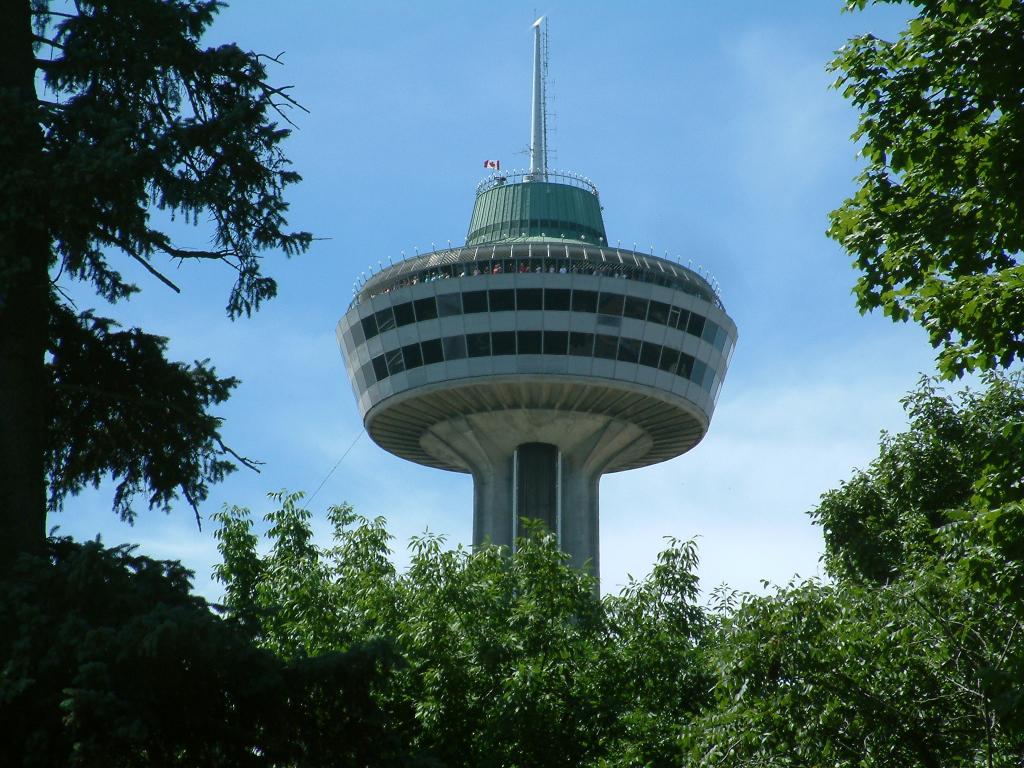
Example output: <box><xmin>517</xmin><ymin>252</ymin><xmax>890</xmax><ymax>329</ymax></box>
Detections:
<box><xmin>0</xmin><ymin>1</ymin><xmax>50</xmax><ymax>566</ymax></box>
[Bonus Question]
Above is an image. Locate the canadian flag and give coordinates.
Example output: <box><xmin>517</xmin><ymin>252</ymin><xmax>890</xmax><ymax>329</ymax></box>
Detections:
<box><xmin>483</xmin><ymin>159</ymin><xmax>501</xmax><ymax>170</ymax></box>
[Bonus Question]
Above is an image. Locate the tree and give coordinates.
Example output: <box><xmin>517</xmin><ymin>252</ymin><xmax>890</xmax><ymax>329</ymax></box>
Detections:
<box><xmin>0</xmin><ymin>536</ymin><xmax>411</xmax><ymax>767</ymax></box>
<box><xmin>0</xmin><ymin>0</ymin><xmax>310</xmax><ymax>565</ymax></box>
<box><xmin>214</xmin><ymin>493</ymin><xmax>715</xmax><ymax>768</ymax></box>
<box><xmin>828</xmin><ymin>0</ymin><xmax>1024</xmax><ymax>378</ymax></box>
<box><xmin>811</xmin><ymin>372</ymin><xmax>1024</xmax><ymax>584</ymax></box>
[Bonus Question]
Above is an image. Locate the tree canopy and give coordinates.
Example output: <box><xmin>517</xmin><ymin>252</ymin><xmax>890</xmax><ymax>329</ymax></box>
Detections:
<box><xmin>0</xmin><ymin>0</ymin><xmax>309</xmax><ymax>564</ymax></box>
<box><xmin>828</xmin><ymin>0</ymin><xmax>1024</xmax><ymax>378</ymax></box>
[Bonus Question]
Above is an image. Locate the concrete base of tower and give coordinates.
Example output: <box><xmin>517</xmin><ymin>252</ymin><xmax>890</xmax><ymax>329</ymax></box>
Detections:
<box><xmin>420</xmin><ymin>410</ymin><xmax>652</xmax><ymax>586</ymax></box>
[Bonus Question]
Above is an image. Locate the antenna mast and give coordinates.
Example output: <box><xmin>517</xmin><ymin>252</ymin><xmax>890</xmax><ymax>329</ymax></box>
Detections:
<box><xmin>529</xmin><ymin>16</ymin><xmax>548</xmax><ymax>180</ymax></box>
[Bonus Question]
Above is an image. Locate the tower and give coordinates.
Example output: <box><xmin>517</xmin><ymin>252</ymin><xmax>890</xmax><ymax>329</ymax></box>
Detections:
<box><xmin>336</xmin><ymin>19</ymin><xmax>736</xmax><ymax>581</ymax></box>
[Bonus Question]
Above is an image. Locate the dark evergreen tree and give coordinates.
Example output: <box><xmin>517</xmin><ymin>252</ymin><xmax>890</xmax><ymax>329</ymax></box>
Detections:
<box><xmin>0</xmin><ymin>0</ymin><xmax>310</xmax><ymax>565</ymax></box>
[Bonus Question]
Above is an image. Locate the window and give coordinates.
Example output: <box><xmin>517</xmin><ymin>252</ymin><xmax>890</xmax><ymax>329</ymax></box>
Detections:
<box><xmin>463</xmin><ymin>291</ymin><xmax>488</xmax><ymax>313</ymax></box>
<box><xmin>385</xmin><ymin>349</ymin><xmax>405</xmax><ymax>375</ymax></box>
<box><xmin>667</xmin><ymin>306</ymin><xmax>681</xmax><ymax>328</ymax></box>
<box><xmin>572</xmin><ymin>289</ymin><xmax>598</xmax><ymax>313</ymax></box>
<box><xmin>686</xmin><ymin>313</ymin><xmax>706</xmax><ymax>338</ymax></box>
<box><xmin>569</xmin><ymin>332</ymin><xmax>594</xmax><ymax>356</ymax></box>
<box><xmin>517</xmin><ymin>330</ymin><xmax>542</xmax><ymax>354</ymax></box>
<box><xmin>543</xmin><ymin>331</ymin><xmax>568</xmax><ymax>355</ymax></box>
<box><xmin>623</xmin><ymin>296</ymin><xmax>648</xmax><ymax>320</ymax></box>
<box><xmin>676</xmin><ymin>309</ymin><xmax>691</xmax><ymax>331</ymax></box>
<box><xmin>467</xmin><ymin>332</ymin><xmax>491</xmax><ymax>357</ymax></box>
<box><xmin>360</xmin><ymin>361</ymin><xmax>375</xmax><ymax>388</ymax></box>
<box><xmin>690</xmin><ymin>358</ymin><xmax>707</xmax><ymax>387</ymax></box>
<box><xmin>402</xmin><ymin>343</ymin><xmax>423</xmax><ymax>370</ymax></box>
<box><xmin>678</xmin><ymin>353</ymin><xmax>695</xmax><ymax>380</ymax></box>
<box><xmin>413</xmin><ymin>297</ymin><xmax>437</xmax><ymax>321</ymax></box>
<box><xmin>393</xmin><ymin>302</ymin><xmax>415</xmax><ymax>327</ymax></box>
<box><xmin>360</xmin><ymin>314</ymin><xmax>379</xmax><ymax>340</ymax></box>
<box><xmin>544</xmin><ymin>288</ymin><xmax>571</xmax><ymax>311</ymax></box>
<box><xmin>648</xmin><ymin>301</ymin><xmax>669</xmax><ymax>325</ymax></box>
<box><xmin>639</xmin><ymin>341</ymin><xmax>661</xmax><ymax>368</ymax></box>
<box><xmin>658</xmin><ymin>346</ymin><xmax>680</xmax><ymax>373</ymax></box>
<box><xmin>442</xmin><ymin>335</ymin><xmax>467</xmax><ymax>360</ymax></box>
<box><xmin>372</xmin><ymin>354</ymin><xmax>388</xmax><ymax>382</ymax></box>
<box><xmin>489</xmin><ymin>289</ymin><xmax>515</xmax><ymax>311</ymax></box>
<box><xmin>594</xmin><ymin>334</ymin><xmax>618</xmax><ymax>359</ymax></box>
<box><xmin>702</xmin><ymin>318</ymin><xmax>718</xmax><ymax>343</ymax></box>
<box><xmin>492</xmin><ymin>331</ymin><xmax>516</xmax><ymax>356</ymax></box>
<box><xmin>436</xmin><ymin>293</ymin><xmax>462</xmax><ymax>317</ymax></box>
<box><xmin>516</xmin><ymin>288</ymin><xmax>543</xmax><ymax>310</ymax></box>
<box><xmin>617</xmin><ymin>337</ymin><xmax>640</xmax><ymax>363</ymax></box>
<box><xmin>421</xmin><ymin>338</ymin><xmax>443</xmax><ymax>364</ymax></box>
<box><xmin>597</xmin><ymin>292</ymin><xmax>624</xmax><ymax>316</ymax></box>
<box><xmin>375</xmin><ymin>307</ymin><xmax>396</xmax><ymax>333</ymax></box>
<box><xmin>350</xmin><ymin>321</ymin><xmax>365</xmax><ymax>346</ymax></box>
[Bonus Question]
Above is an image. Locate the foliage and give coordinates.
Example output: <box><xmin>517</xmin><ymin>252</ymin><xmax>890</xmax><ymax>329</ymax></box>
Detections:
<box><xmin>0</xmin><ymin>538</ymin><xmax>409</xmax><ymax>768</ymax></box>
<box><xmin>214</xmin><ymin>493</ymin><xmax>713</xmax><ymax>768</ymax></box>
<box><xmin>811</xmin><ymin>372</ymin><xmax>1024</xmax><ymax>583</ymax></box>
<box><xmin>683</xmin><ymin>372</ymin><xmax>1024</xmax><ymax>767</ymax></box>
<box><xmin>1</xmin><ymin>0</ymin><xmax>310</xmax><ymax>561</ymax></box>
<box><xmin>827</xmin><ymin>0</ymin><xmax>1024</xmax><ymax>377</ymax></box>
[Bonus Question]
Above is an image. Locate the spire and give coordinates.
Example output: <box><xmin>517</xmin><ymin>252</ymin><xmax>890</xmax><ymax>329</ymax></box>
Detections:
<box><xmin>529</xmin><ymin>16</ymin><xmax>548</xmax><ymax>180</ymax></box>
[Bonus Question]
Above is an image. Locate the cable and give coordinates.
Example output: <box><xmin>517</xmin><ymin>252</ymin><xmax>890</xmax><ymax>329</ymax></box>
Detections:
<box><xmin>307</xmin><ymin>429</ymin><xmax>364</xmax><ymax>505</ymax></box>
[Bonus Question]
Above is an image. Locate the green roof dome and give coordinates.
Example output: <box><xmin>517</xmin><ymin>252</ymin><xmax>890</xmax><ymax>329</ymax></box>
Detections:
<box><xmin>466</xmin><ymin>170</ymin><xmax>607</xmax><ymax>246</ymax></box>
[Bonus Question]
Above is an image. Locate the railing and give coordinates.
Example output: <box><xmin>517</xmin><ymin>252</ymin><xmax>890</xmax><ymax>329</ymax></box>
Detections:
<box><xmin>475</xmin><ymin>169</ymin><xmax>600</xmax><ymax>197</ymax></box>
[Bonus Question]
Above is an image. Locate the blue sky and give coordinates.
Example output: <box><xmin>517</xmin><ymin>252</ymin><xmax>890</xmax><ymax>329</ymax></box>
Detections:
<box><xmin>53</xmin><ymin>1</ymin><xmax>939</xmax><ymax>599</ymax></box>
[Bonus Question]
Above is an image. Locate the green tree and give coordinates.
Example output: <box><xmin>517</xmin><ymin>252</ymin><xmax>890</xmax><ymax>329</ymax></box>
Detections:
<box><xmin>0</xmin><ymin>536</ymin><xmax>411</xmax><ymax>767</ymax></box>
<box><xmin>828</xmin><ymin>0</ymin><xmax>1024</xmax><ymax>377</ymax></box>
<box><xmin>214</xmin><ymin>493</ymin><xmax>715</xmax><ymax>768</ymax></box>
<box><xmin>811</xmin><ymin>372</ymin><xmax>1024</xmax><ymax>583</ymax></box>
<box><xmin>686</xmin><ymin>375</ymin><xmax>1024</xmax><ymax>767</ymax></box>
<box><xmin>0</xmin><ymin>0</ymin><xmax>309</xmax><ymax>565</ymax></box>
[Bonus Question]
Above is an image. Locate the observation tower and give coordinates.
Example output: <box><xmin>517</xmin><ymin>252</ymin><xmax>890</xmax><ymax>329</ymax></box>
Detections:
<box><xmin>337</xmin><ymin>19</ymin><xmax>736</xmax><ymax>580</ymax></box>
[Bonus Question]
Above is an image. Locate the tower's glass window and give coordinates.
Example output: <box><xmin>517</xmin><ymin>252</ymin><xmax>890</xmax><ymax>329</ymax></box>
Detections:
<box><xmin>467</xmin><ymin>332</ymin><xmax>491</xmax><ymax>357</ymax></box>
<box><xmin>489</xmin><ymin>289</ymin><xmax>515</xmax><ymax>311</ymax></box>
<box><xmin>678</xmin><ymin>353</ymin><xmax>696</xmax><ymax>380</ymax></box>
<box><xmin>701</xmin><ymin>318</ymin><xmax>718</xmax><ymax>344</ymax></box>
<box><xmin>617</xmin><ymin>337</ymin><xmax>640</xmax><ymax>363</ymax></box>
<box><xmin>393</xmin><ymin>302</ymin><xmax>416</xmax><ymax>327</ymax></box>
<box><xmin>598</xmin><ymin>292</ymin><xmax>624</xmax><ymax>316</ymax></box>
<box><xmin>516</xmin><ymin>288</ymin><xmax>543</xmax><ymax>310</ymax></box>
<box><xmin>421</xmin><ymin>338</ymin><xmax>443</xmax><ymax>365</ymax></box>
<box><xmin>402</xmin><ymin>343</ymin><xmax>423</xmax><ymax>370</ymax></box>
<box><xmin>462</xmin><ymin>291</ymin><xmax>488</xmax><ymax>313</ymax></box>
<box><xmin>371</xmin><ymin>354</ymin><xmax>388</xmax><ymax>382</ymax></box>
<box><xmin>624</xmin><ymin>296</ymin><xmax>648</xmax><ymax>320</ymax></box>
<box><xmin>385</xmin><ymin>349</ymin><xmax>405</xmax><ymax>375</ymax></box>
<box><xmin>648</xmin><ymin>300</ymin><xmax>669</xmax><ymax>325</ymax></box>
<box><xmin>492</xmin><ymin>331</ymin><xmax>516</xmax><ymax>356</ymax></box>
<box><xmin>639</xmin><ymin>341</ymin><xmax>661</xmax><ymax>368</ymax></box>
<box><xmin>687</xmin><ymin>313</ymin><xmax>706</xmax><ymax>338</ymax></box>
<box><xmin>571</xmin><ymin>290</ymin><xmax>598</xmax><ymax>313</ymax></box>
<box><xmin>350</xmin><ymin>321</ymin><xmax>366</xmax><ymax>346</ymax></box>
<box><xmin>375</xmin><ymin>307</ymin><xmax>396</xmax><ymax>332</ymax></box>
<box><xmin>594</xmin><ymin>334</ymin><xmax>618</xmax><ymax>359</ymax></box>
<box><xmin>569</xmin><ymin>332</ymin><xmax>594</xmax><ymax>356</ymax></box>
<box><xmin>667</xmin><ymin>306</ymin><xmax>681</xmax><ymax>328</ymax></box>
<box><xmin>691</xmin><ymin>358</ymin><xmax>708</xmax><ymax>388</ymax></box>
<box><xmin>658</xmin><ymin>347</ymin><xmax>680</xmax><ymax>373</ymax></box>
<box><xmin>360</xmin><ymin>314</ymin><xmax>379</xmax><ymax>340</ymax></box>
<box><xmin>544</xmin><ymin>288</ymin><xmax>571</xmax><ymax>311</ymax></box>
<box><xmin>436</xmin><ymin>293</ymin><xmax>462</xmax><ymax>317</ymax></box>
<box><xmin>442</xmin><ymin>335</ymin><xmax>467</xmax><ymax>360</ymax></box>
<box><xmin>543</xmin><ymin>331</ymin><xmax>569</xmax><ymax>355</ymax></box>
<box><xmin>517</xmin><ymin>330</ymin><xmax>542</xmax><ymax>354</ymax></box>
<box><xmin>676</xmin><ymin>309</ymin><xmax>691</xmax><ymax>332</ymax></box>
<box><xmin>413</xmin><ymin>297</ymin><xmax>437</xmax><ymax>321</ymax></box>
